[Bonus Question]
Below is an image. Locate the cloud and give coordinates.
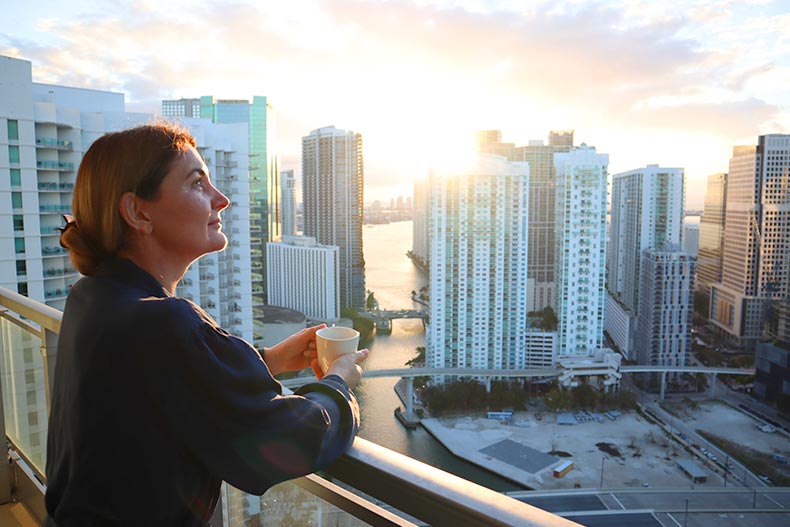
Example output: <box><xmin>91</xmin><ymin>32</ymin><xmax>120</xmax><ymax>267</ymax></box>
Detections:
<box><xmin>628</xmin><ymin>98</ymin><xmax>778</xmax><ymax>138</ymax></box>
<box><xmin>1</xmin><ymin>0</ymin><xmax>786</xmax><ymax>191</ymax></box>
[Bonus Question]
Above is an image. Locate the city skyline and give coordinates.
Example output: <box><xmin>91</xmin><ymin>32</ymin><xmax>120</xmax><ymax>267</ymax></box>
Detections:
<box><xmin>2</xmin><ymin>0</ymin><xmax>789</xmax><ymax>207</ymax></box>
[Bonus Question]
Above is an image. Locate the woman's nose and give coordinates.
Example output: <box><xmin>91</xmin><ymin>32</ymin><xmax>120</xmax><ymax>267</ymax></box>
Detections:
<box><xmin>212</xmin><ymin>186</ymin><xmax>230</xmax><ymax>211</ymax></box>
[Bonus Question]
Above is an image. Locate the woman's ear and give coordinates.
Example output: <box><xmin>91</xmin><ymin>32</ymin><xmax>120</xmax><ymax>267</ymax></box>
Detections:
<box><xmin>118</xmin><ymin>192</ymin><xmax>153</xmax><ymax>235</ymax></box>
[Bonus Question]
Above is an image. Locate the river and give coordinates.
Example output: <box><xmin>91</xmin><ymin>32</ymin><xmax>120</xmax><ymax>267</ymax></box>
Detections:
<box><xmin>357</xmin><ymin>220</ymin><xmax>524</xmax><ymax>492</ymax></box>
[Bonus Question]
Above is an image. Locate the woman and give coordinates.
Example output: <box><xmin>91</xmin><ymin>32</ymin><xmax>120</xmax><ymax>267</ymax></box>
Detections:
<box><xmin>45</xmin><ymin>123</ymin><xmax>367</xmax><ymax>526</ymax></box>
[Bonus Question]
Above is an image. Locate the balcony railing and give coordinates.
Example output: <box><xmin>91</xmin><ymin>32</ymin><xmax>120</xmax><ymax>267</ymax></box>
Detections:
<box><xmin>0</xmin><ymin>287</ymin><xmax>581</xmax><ymax>527</ymax></box>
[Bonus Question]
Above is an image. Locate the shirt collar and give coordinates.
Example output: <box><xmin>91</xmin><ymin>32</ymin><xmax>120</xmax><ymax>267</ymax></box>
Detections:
<box><xmin>95</xmin><ymin>257</ymin><xmax>172</xmax><ymax>299</ymax></box>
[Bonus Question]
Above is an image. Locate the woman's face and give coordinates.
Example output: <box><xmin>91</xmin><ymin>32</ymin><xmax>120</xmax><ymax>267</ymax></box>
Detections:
<box><xmin>143</xmin><ymin>146</ymin><xmax>230</xmax><ymax>264</ymax></box>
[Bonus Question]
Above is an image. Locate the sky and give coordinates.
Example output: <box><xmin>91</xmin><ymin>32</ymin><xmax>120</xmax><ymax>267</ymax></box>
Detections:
<box><xmin>2</xmin><ymin>0</ymin><xmax>789</xmax><ymax>208</ymax></box>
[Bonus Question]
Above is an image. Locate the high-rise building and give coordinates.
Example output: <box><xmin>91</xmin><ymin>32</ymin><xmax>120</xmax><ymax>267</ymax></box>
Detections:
<box><xmin>607</xmin><ymin>165</ymin><xmax>685</xmax><ymax>311</ymax></box>
<box><xmin>683</xmin><ymin>223</ymin><xmax>699</xmax><ymax>257</ymax></box>
<box><xmin>426</xmin><ymin>154</ymin><xmax>530</xmax><ymax>373</ymax></box>
<box><xmin>514</xmin><ymin>131</ymin><xmax>574</xmax><ymax>311</ymax></box>
<box><xmin>635</xmin><ymin>250</ymin><xmax>695</xmax><ymax>370</ymax></box>
<box><xmin>475</xmin><ymin>130</ymin><xmax>574</xmax><ymax>311</ymax></box>
<box><xmin>281</xmin><ymin>169</ymin><xmax>296</xmax><ymax>237</ymax></box>
<box><xmin>605</xmin><ymin>165</ymin><xmax>685</xmax><ymax>357</ymax></box>
<box><xmin>553</xmin><ymin>145</ymin><xmax>609</xmax><ymax>358</ymax></box>
<box><xmin>266</xmin><ymin>235</ymin><xmax>340</xmax><ymax>321</ymax></box>
<box><xmin>710</xmin><ymin>135</ymin><xmax>790</xmax><ymax>346</ymax></box>
<box><xmin>696</xmin><ymin>173</ymin><xmax>727</xmax><ymax>296</ymax></box>
<box><xmin>302</xmin><ymin>126</ymin><xmax>365</xmax><ymax>308</ymax></box>
<box><xmin>163</xmin><ymin>95</ymin><xmax>279</xmax><ymax>346</ymax></box>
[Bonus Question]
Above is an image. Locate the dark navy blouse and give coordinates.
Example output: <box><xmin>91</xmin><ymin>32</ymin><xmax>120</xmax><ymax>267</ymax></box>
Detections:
<box><xmin>44</xmin><ymin>258</ymin><xmax>359</xmax><ymax>526</ymax></box>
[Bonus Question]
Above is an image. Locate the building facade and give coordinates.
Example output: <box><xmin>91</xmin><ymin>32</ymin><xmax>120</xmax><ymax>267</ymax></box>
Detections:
<box><xmin>477</xmin><ymin>130</ymin><xmax>574</xmax><ymax>311</ymax></box>
<box><xmin>605</xmin><ymin>165</ymin><xmax>685</xmax><ymax>357</ymax></box>
<box><xmin>696</xmin><ymin>173</ymin><xmax>728</xmax><ymax>296</ymax></box>
<box><xmin>266</xmin><ymin>236</ymin><xmax>340</xmax><ymax>322</ymax></box>
<box><xmin>607</xmin><ymin>165</ymin><xmax>685</xmax><ymax>312</ymax></box>
<box><xmin>554</xmin><ymin>146</ymin><xmax>609</xmax><ymax>358</ymax></box>
<box><xmin>280</xmin><ymin>169</ymin><xmax>296</xmax><ymax>237</ymax></box>
<box><xmin>635</xmin><ymin>250</ymin><xmax>696</xmax><ymax>370</ymax></box>
<box><xmin>683</xmin><ymin>223</ymin><xmax>699</xmax><ymax>257</ymax></box>
<box><xmin>412</xmin><ymin>178</ymin><xmax>429</xmax><ymax>263</ymax></box>
<box><xmin>302</xmin><ymin>126</ymin><xmax>365</xmax><ymax>308</ymax></box>
<box><xmin>426</xmin><ymin>154</ymin><xmax>530</xmax><ymax>374</ymax></box>
<box><xmin>710</xmin><ymin>135</ymin><xmax>790</xmax><ymax>345</ymax></box>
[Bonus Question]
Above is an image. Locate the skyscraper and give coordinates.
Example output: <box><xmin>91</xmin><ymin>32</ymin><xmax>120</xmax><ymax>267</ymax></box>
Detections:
<box><xmin>710</xmin><ymin>134</ymin><xmax>790</xmax><ymax>346</ymax></box>
<box><xmin>476</xmin><ymin>130</ymin><xmax>574</xmax><ymax>311</ymax></box>
<box><xmin>554</xmin><ymin>145</ymin><xmax>609</xmax><ymax>357</ymax></box>
<box><xmin>513</xmin><ymin>131</ymin><xmax>574</xmax><ymax>311</ymax></box>
<box><xmin>163</xmin><ymin>95</ymin><xmax>279</xmax><ymax>347</ymax></box>
<box><xmin>635</xmin><ymin>250</ymin><xmax>695</xmax><ymax>370</ymax></box>
<box><xmin>696</xmin><ymin>173</ymin><xmax>727</xmax><ymax>296</ymax></box>
<box><xmin>605</xmin><ymin>165</ymin><xmax>685</xmax><ymax>357</ymax></box>
<box><xmin>280</xmin><ymin>169</ymin><xmax>296</xmax><ymax>237</ymax></box>
<box><xmin>302</xmin><ymin>126</ymin><xmax>365</xmax><ymax>308</ymax></box>
<box><xmin>426</xmin><ymin>154</ymin><xmax>530</xmax><ymax>372</ymax></box>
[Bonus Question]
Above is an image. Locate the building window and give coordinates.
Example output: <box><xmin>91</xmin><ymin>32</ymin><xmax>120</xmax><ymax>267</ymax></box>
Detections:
<box><xmin>14</xmin><ymin>237</ymin><xmax>25</xmax><ymax>254</ymax></box>
<box><xmin>13</xmin><ymin>214</ymin><xmax>23</xmax><ymax>231</ymax></box>
<box><xmin>7</xmin><ymin>119</ymin><xmax>19</xmax><ymax>141</ymax></box>
<box><xmin>16</xmin><ymin>260</ymin><xmax>26</xmax><ymax>276</ymax></box>
<box><xmin>17</xmin><ymin>282</ymin><xmax>28</xmax><ymax>296</ymax></box>
<box><xmin>11</xmin><ymin>191</ymin><xmax>22</xmax><ymax>209</ymax></box>
<box><xmin>10</xmin><ymin>168</ymin><xmax>21</xmax><ymax>187</ymax></box>
<box><xmin>8</xmin><ymin>145</ymin><xmax>20</xmax><ymax>164</ymax></box>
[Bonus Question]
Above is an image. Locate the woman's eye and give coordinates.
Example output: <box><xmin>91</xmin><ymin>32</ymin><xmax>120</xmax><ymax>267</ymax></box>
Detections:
<box><xmin>194</xmin><ymin>178</ymin><xmax>204</xmax><ymax>189</ymax></box>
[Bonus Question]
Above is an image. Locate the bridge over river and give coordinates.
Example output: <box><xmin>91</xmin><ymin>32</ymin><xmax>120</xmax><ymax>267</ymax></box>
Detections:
<box><xmin>356</xmin><ymin>308</ymin><xmax>429</xmax><ymax>333</ymax></box>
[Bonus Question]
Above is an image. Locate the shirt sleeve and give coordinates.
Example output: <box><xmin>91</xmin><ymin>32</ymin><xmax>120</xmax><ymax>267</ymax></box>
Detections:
<box><xmin>141</xmin><ymin>310</ymin><xmax>360</xmax><ymax>495</ymax></box>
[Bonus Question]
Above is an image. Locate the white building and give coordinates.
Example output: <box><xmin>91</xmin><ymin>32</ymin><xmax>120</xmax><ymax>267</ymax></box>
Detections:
<box><xmin>604</xmin><ymin>165</ymin><xmax>685</xmax><ymax>358</ymax></box>
<box><xmin>711</xmin><ymin>135</ymin><xmax>790</xmax><ymax>346</ymax></box>
<box><xmin>266</xmin><ymin>235</ymin><xmax>340</xmax><ymax>322</ymax></box>
<box><xmin>302</xmin><ymin>126</ymin><xmax>365</xmax><ymax>308</ymax></box>
<box><xmin>683</xmin><ymin>223</ymin><xmax>699</xmax><ymax>257</ymax></box>
<box><xmin>426</xmin><ymin>154</ymin><xmax>530</xmax><ymax>375</ymax></box>
<box><xmin>635</xmin><ymin>250</ymin><xmax>696</xmax><ymax>370</ymax></box>
<box><xmin>280</xmin><ymin>169</ymin><xmax>297</xmax><ymax>237</ymax></box>
<box><xmin>554</xmin><ymin>146</ymin><xmax>609</xmax><ymax>358</ymax></box>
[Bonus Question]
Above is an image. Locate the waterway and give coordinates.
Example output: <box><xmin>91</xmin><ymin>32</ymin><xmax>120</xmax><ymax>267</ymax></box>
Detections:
<box><xmin>357</xmin><ymin>220</ymin><xmax>525</xmax><ymax>492</ymax></box>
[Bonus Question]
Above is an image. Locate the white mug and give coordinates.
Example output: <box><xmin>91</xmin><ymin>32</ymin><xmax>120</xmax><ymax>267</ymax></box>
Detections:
<box><xmin>316</xmin><ymin>326</ymin><xmax>360</xmax><ymax>373</ymax></box>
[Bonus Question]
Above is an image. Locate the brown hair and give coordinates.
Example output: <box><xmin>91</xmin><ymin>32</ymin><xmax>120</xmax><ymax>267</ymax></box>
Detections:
<box><xmin>61</xmin><ymin>122</ymin><xmax>196</xmax><ymax>275</ymax></box>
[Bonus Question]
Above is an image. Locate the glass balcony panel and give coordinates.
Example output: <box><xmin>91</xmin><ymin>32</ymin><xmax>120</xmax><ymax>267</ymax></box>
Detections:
<box><xmin>0</xmin><ymin>317</ymin><xmax>48</xmax><ymax>474</ymax></box>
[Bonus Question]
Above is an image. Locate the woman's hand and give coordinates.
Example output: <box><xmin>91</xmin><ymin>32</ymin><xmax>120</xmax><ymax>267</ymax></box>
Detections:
<box><xmin>263</xmin><ymin>324</ymin><xmax>326</xmax><ymax>375</ymax></box>
<box><xmin>320</xmin><ymin>349</ymin><xmax>369</xmax><ymax>389</ymax></box>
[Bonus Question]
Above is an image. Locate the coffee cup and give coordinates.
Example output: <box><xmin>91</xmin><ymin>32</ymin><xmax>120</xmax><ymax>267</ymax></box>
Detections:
<box><xmin>316</xmin><ymin>326</ymin><xmax>360</xmax><ymax>373</ymax></box>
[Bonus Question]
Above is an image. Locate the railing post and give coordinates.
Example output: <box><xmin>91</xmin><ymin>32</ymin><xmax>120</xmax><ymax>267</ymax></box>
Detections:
<box><xmin>42</xmin><ymin>328</ymin><xmax>59</xmax><ymax>414</ymax></box>
<box><xmin>0</xmin><ymin>329</ymin><xmax>11</xmax><ymax>503</ymax></box>
<box><xmin>660</xmin><ymin>371</ymin><xmax>667</xmax><ymax>400</ymax></box>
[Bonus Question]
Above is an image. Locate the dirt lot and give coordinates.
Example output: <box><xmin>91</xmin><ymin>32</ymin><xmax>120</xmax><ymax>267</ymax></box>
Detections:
<box><xmin>423</xmin><ymin>410</ymin><xmax>723</xmax><ymax>490</ymax></box>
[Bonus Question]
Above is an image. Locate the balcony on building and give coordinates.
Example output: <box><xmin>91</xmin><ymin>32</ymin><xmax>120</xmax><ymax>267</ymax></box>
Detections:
<box><xmin>0</xmin><ymin>288</ymin><xmax>582</xmax><ymax>527</ymax></box>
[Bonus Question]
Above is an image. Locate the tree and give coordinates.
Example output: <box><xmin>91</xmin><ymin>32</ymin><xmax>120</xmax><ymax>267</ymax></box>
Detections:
<box><xmin>366</xmin><ymin>290</ymin><xmax>378</xmax><ymax>310</ymax></box>
<box><xmin>571</xmin><ymin>383</ymin><xmax>599</xmax><ymax>410</ymax></box>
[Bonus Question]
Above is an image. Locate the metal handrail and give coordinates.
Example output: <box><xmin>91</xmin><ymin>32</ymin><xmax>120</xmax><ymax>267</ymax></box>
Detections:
<box><xmin>0</xmin><ymin>287</ymin><xmax>580</xmax><ymax>526</ymax></box>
